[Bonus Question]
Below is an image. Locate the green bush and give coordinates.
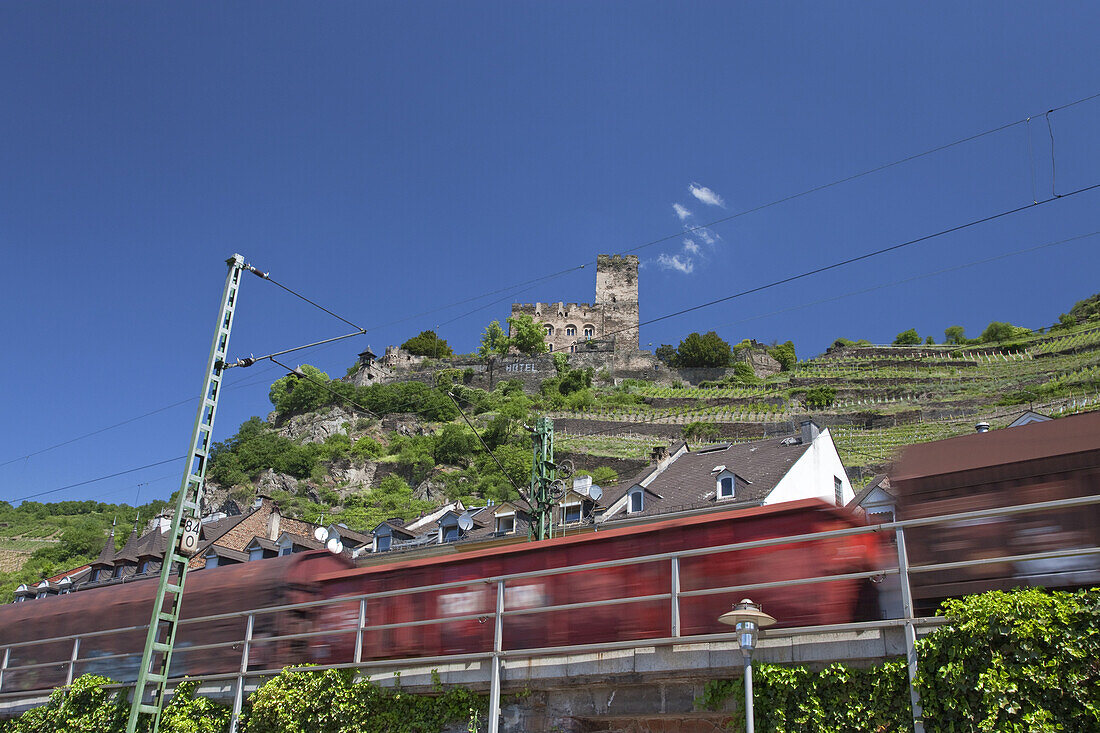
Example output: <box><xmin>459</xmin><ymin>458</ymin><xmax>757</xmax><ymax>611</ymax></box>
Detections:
<box><xmin>894</xmin><ymin>328</ymin><xmax>922</xmax><ymax>345</ymax></box>
<box><xmin>768</xmin><ymin>341</ymin><xmax>796</xmax><ymax>371</ymax></box>
<box><xmin>683</xmin><ymin>421</ymin><xmax>721</xmax><ymax>443</ymax></box>
<box><xmin>697</xmin><ymin>588</ymin><xmax>1100</xmax><ymax>732</ymax></box>
<box><xmin>803</xmin><ymin>386</ymin><xmax>836</xmax><ymax>409</ymax></box>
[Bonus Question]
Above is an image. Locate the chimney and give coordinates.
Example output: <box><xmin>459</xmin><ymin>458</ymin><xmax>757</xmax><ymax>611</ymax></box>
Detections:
<box><xmin>975</xmin><ymin>422</ymin><xmax>990</xmax><ymax>433</ymax></box>
<box><xmin>800</xmin><ymin>420</ymin><xmax>820</xmax><ymax>445</ymax></box>
<box><xmin>651</xmin><ymin>445</ymin><xmax>669</xmax><ymax>462</ymax></box>
<box><xmin>267</xmin><ymin>504</ymin><xmax>281</xmax><ymax>540</ymax></box>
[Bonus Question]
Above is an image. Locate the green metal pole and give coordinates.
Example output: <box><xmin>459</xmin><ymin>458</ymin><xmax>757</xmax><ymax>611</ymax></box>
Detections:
<box><xmin>529</xmin><ymin>417</ymin><xmax>555</xmax><ymax>541</ymax></box>
<box><xmin>126</xmin><ymin>255</ymin><xmax>247</xmax><ymax>733</ymax></box>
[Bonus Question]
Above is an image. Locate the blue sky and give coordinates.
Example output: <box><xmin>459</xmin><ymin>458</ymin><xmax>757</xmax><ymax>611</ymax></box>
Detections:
<box><xmin>2</xmin><ymin>2</ymin><xmax>1098</xmax><ymax>506</ymax></box>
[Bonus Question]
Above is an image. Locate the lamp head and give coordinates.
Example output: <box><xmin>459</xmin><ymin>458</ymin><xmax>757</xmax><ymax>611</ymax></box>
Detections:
<box><xmin>718</xmin><ymin>598</ymin><xmax>776</xmax><ymax>657</ymax></box>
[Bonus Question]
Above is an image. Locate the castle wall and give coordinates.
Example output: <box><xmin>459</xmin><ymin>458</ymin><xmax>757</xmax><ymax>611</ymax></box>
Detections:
<box><xmin>509</xmin><ymin>255</ymin><xmax>640</xmax><ymax>353</ymax></box>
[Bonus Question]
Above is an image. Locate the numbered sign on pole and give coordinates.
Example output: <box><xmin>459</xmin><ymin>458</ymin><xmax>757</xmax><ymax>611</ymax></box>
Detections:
<box><xmin>178</xmin><ymin>516</ymin><xmax>201</xmax><ymax>556</ymax></box>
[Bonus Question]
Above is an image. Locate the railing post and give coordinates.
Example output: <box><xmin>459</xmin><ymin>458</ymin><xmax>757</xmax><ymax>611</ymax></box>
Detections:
<box><xmin>65</xmin><ymin>637</ymin><xmax>81</xmax><ymax>686</ymax></box>
<box><xmin>895</xmin><ymin>526</ymin><xmax>925</xmax><ymax>733</ymax></box>
<box><xmin>0</xmin><ymin>647</ymin><xmax>9</xmax><ymax>692</ymax></box>
<box><xmin>354</xmin><ymin>598</ymin><xmax>366</xmax><ymax>664</ymax></box>
<box><xmin>670</xmin><ymin>557</ymin><xmax>681</xmax><ymax>637</ymax></box>
<box><xmin>229</xmin><ymin>613</ymin><xmax>254</xmax><ymax>733</ymax></box>
<box><xmin>488</xmin><ymin>580</ymin><xmax>505</xmax><ymax>733</ymax></box>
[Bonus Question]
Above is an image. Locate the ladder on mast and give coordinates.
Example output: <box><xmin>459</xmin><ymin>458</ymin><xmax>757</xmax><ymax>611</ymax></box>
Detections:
<box><xmin>126</xmin><ymin>255</ymin><xmax>248</xmax><ymax>733</ymax></box>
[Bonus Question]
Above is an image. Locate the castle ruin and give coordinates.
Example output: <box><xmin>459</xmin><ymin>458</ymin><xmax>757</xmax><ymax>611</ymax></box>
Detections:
<box><xmin>510</xmin><ymin>254</ymin><xmax>640</xmax><ymax>353</ymax></box>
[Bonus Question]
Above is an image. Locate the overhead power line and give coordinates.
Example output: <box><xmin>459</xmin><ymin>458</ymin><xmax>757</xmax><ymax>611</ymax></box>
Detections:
<box><xmin>9</xmin><ymin>456</ymin><xmax>186</xmax><ymax>504</ymax></box>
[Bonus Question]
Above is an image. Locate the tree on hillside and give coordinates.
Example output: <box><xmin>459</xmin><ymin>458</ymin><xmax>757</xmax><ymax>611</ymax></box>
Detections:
<box><xmin>944</xmin><ymin>325</ymin><xmax>967</xmax><ymax>344</ymax></box>
<box><xmin>401</xmin><ymin>330</ymin><xmax>454</xmax><ymax>358</ymax></box>
<box><xmin>1053</xmin><ymin>313</ymin><xmax>1077</xmax><ymax>331</ymax></box>
<box><xmin>654</xmin><ymin>344</ymin><xmax>677</xmax><ymax>366</ymax></box>
<box><xmin>893</xmin><ymin>329</ymin><xmax>921</xmax><ymax>346</ymax></box>
<box><xmin>268</xmin><ymin>364</ymin><xmax>332</xmax><ymax>415</ymax></box>
<box><xmin>507</xmin><ymin>314</ymin><xmax>548</xmax><ymax>356</ymax></box>
<box><xmin>477</xmin><ymin>320</ymin><xmax>510</xmax><ymax>358</ymax></box>
<box><xmin>980</xmin><ymin>321</ymin><xmax>1030</xmax><ymax>343</ymax></box>
<box><xmin>1068</xmin><ymin>292</ymin><xmax>1100</xmax><ymax>322</ymax></box>
<box><xmin>768</xmin><ymin>341</ymin><xmax>797</xmax><ymax>371</ymax></box>
<box><xmin>675</xmin><ymin>331</ymin><xmax>732</xmax><ymax>368</ymax></box>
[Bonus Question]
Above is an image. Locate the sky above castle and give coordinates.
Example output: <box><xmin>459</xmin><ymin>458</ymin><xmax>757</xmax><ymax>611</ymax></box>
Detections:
<box><xmin>2</xmin><ymin>3</ymin><xmax>1099</xmax><ymax>505</ymax></box>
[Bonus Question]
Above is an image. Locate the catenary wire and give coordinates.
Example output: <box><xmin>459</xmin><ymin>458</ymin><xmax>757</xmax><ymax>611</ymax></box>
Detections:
<box><xmin>8</xmin><ymin>456</ymin><xmax>187</xmax><ymax>504</ymax></box>
<box><xmin>446</xmin><ymin>392</ymin><xmax>533</xmax><ymax>508</ymax></box>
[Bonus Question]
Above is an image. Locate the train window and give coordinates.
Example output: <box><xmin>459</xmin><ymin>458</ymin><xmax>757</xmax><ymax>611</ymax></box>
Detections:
<box><xmin>628</xmin><ymin>490</ymin><xmax>644</xmax><ymax>513</ymax></box>
<box><xmin>718</xmin><ymin>476</ymin><xmax>734</xmax><ymax>499</ymax></box>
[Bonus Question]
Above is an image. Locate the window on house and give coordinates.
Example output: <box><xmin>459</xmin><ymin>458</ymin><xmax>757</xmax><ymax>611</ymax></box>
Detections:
<box><xmin>90</xmin><ymin>568</ymin><xmax>101</xmax><ymax>582</ymax></box>
<box><xmin>547</xmin><ymin>343</ymin><xmax>553</xmax><ymax>352</ymax></box>
<box><xmin>138</xmin><ymin>560</ymin><xmax>150</xmax><ymax>574</ymax></box>
<box><xmin>15</xmin><ymin>595</ymin><xmax>26</xmax><ymax>603</ymax></box>
<box><xmin>545</xmin><ymin>324</ymin><xmax>554</xmax><ymax>336</ymax></box>
<box><xmin>249</xmin><ymin>548</ymin><xmax>265</xmax><ymax>562</ymax></box>
<box><xmin>279</xmin><ymin>545</ymin><xmax>292</xmax><ymax>556</ymax></box>
<box><xmin>496</xmin><ymin>515</ymin><xmax>515</xmax><ymax>534</ymax></box>
<box><xmin>583</xmin><ymin>326</ymin><xmax>594</xmax><ymax>338</ymax></box>
<box><xmin>205</xmin><ymin>556</ymin><xmax>219</xmax><ymax>569</ymax></box>
<box><xmin>629</xmin><ymin>490</ymin><xmax>644</xmax><ymax>513</ymax></box>
<box><xmin>834</xmin><ymin>476</ymin><xmax>844</xmax><ymax>505</ymax></box>
<box><xmin>569</xmin><ymin>345</ymin><xmax>575</xmax><ymax>353</ymax></box>
<box><xmin>376</xmin><ymin>535</ymin><xmax>391</xmax><ymax>552</ymax></box>
<box><xmin>566</xmin><ymin>326</ymin><xmax>576</xmax><ymax>336</ymax></box>
<box><xmin>36</xmin><ymin>591</ymin><xmax>47</xmax><ymax>599</ymax></box>
<box><xmin>442</xmin><ymin>525</ymin><xmax>459</xmax><ymax>542</ymax></box>
<box><xmin>563</xmin><ymin>504</ymin><xmax>582</xmax><ymax>524</ymax></box>
<box><xmin>718</xmin><ymin>476</ymin><xmax>735</xmax><ymax>499</ymax></box>
<box><xmin>113</xmin><ymin>565</ymin><xmax>126</xmax><ymax>578</ymax></box>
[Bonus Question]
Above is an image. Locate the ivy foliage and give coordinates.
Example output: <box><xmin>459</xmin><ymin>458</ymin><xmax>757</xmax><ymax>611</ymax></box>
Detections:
<box><xmin>1</xmin><ymin>670</ymin><xmax>486</xmax><ymax>733</ymax></box>
<box><xmin>696</xmin><ymin>588</ymin><xmax>1099</xmax><ymax>732</ymax></box>
<box><xmin>245</xmin><ymin>668</ymin><xmax>486</xmax><ymax>733</ymax></box>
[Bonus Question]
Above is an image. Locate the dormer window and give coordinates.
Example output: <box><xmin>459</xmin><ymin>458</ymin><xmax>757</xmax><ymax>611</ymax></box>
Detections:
<box><xmin>628</xmin><ymin>489</ymin><xmax>644</xmax><ymax>514</ymax></box>
<box><xmin>204</xmin><ymin>555</ymin><xmax>219</xmax><ymax>569</ymax></box>
<box><xmin>496</xmin><ymin>514</ymin><xmax>515</xmax><ymax>534</ymax></box>
<box><xmin>375</xmin><ymin>534</ymin><xmax>391</xmax><ymax>552</ymax></box>
<box><xmin>563</xmin><ymin>503</ymin><xmax>582</xmax><ymax>524</ymax></box>
<box><xmin>113</xmin><ymin>565</ymin><xmax>126</xmax><ymax>578</ymax></box>
<box><xmin>138</xmin><ymin>560</ymin><xmax>151</xmax><ymax>574</ymax></box>
<box><xmin>718</xmin><ymin>476</ymin><xmax>735</xmax><ymax>500</ymax></box>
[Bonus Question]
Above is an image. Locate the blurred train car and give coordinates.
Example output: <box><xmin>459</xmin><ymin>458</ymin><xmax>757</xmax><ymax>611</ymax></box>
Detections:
<box><xmin>0</xmin><ymin>551</ymin><xmax>349</xmax><ymax>694</ymax></box>
<box><xmin>892</xmin><ymin>410</ymin><xmax>1100</xmax><ymax>616</ymax></box>
<box><xmin>314</xmin><ymin>499</ymin><xmax>882</xmax><ymax>664</ymax></box>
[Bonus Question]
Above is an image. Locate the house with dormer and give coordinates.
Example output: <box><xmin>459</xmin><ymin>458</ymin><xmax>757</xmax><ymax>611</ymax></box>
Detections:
<box><xmin>599</xmin><ymin>420</ymin><xmax>854</xmax><ymax>524</ymax></box>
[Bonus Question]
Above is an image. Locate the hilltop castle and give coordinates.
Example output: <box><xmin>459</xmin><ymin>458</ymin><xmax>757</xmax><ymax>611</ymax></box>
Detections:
<box><xmin>510</xmin><ymin>254</ymin><xmax>640</xmax><ymax>353</ymax></box>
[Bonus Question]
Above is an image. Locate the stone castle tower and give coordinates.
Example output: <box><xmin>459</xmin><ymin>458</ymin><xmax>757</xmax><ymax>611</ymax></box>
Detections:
<box><xmin>510</xmin><ymin>254</ymin><xmax>639</xmax><ymax>353</ymax></box>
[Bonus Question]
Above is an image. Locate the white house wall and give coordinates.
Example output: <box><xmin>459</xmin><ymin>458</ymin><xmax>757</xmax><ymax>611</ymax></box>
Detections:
<box><xmin>763</xmin><ymin>428</ymin><xmax>854</xmax><ymax>506</ymax></box>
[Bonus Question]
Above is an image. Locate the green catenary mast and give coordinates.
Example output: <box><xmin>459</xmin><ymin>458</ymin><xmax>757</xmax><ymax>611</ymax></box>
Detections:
<box><xmin>529</xmin><ymin>416</ymin><xmax>556</xmax><ymax>541</ymax></box>
<box><xmin>126</xmin><ymin>255</ymin><xmax>250</xmax><ymax>733</ymax></box>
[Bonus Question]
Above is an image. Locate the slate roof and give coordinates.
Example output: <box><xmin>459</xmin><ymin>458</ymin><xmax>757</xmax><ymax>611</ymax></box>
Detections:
<box><xmin>92</xmin><ymin>532</ymin><xmax>117</xmax><ymax>567</ymax></box>
<box><xmin>603</xmin><ymin>436</ymin><xmax>814</xmax><ymax>521</ymax></box>
<box><xmin>113</xmin><ymin>527</ymin><xmax>143</xmax><ymax>563</ymax></box>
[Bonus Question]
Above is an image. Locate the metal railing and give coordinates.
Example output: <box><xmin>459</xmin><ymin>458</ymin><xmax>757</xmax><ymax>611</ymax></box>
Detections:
<box><xmin>1</xmin><ymin>493</ymin><xmax>1097</xmax><ymax>733</ymax></box>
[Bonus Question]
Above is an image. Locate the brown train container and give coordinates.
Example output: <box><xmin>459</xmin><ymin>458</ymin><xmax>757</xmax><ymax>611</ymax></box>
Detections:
<box><xmin>892</xmin><ymin>411</ymin><xmax>1100</xmax><ymax>615</ymax></box>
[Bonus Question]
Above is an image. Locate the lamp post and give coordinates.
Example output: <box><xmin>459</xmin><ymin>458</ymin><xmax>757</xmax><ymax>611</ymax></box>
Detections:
<box><xmin>719</xmin><ymin>598</ymin><xmax>776</xmax><ymax>733</ymax></box>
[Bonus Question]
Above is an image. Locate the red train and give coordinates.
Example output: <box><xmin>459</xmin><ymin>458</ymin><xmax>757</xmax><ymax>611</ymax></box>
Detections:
<box><xmin>0</xmin><ymin>499</ymin><xmax>881</xmax><ymax>696</ymax></box>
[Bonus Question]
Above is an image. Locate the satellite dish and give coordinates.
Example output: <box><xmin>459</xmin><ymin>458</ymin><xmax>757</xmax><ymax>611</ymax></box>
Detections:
<box><xmin>326</xmin><ymin>537</ymin><xmax>344</xmax><ymax>554</ymax></box>
<box><xmin>458</xmin><ymin>513</ymin><xmax>474</xmax><ymax>531</ymax></box>
<box><xmin>587</xmin><ymin>485</ymin><xmax>603</xmax><ymax>502</ymax></box>
<box><xmin>314</xmin><ymin>526</ymin><xmax>329</xmax><ymax>543</ymax></box>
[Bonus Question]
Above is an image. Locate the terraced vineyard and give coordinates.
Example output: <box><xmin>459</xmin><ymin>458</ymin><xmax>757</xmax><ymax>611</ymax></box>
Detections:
<box><xmin>555</xmin><ymin>322</ymin><xmax>1100</xmax><ymax>482</ymax></box>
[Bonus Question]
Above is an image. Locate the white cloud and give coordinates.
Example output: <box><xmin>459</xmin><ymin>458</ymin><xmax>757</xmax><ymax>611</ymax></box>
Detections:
<box><xmin>689</xmin><ymin>182</ymin><xmax>725</xmax><ymax>207</ymax></box>
<box><xmin>682</xmin><ymin>238</ymin><xmax>700</xmax><ymax>255</ymax></box>
<box><xmin>672</xmin><ymin>203</ymin><xmax>693</xmax><ymax>220</ymax></box>
<box><xmin>658</xmin><ymin>253</ymin><xmax>694</xmax><ymax>274</ymax></box>
<box><xmin>694</xmin><ymin>227</ymin><xmax>717</xmax><ymax>245</ymax></box>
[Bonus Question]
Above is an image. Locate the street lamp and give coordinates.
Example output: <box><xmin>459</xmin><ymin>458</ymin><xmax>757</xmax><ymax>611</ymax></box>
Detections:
<box><xmin>719</xmin><ymin>598</ymin><xmax>776</xmax><ymax>733</ymax></box>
